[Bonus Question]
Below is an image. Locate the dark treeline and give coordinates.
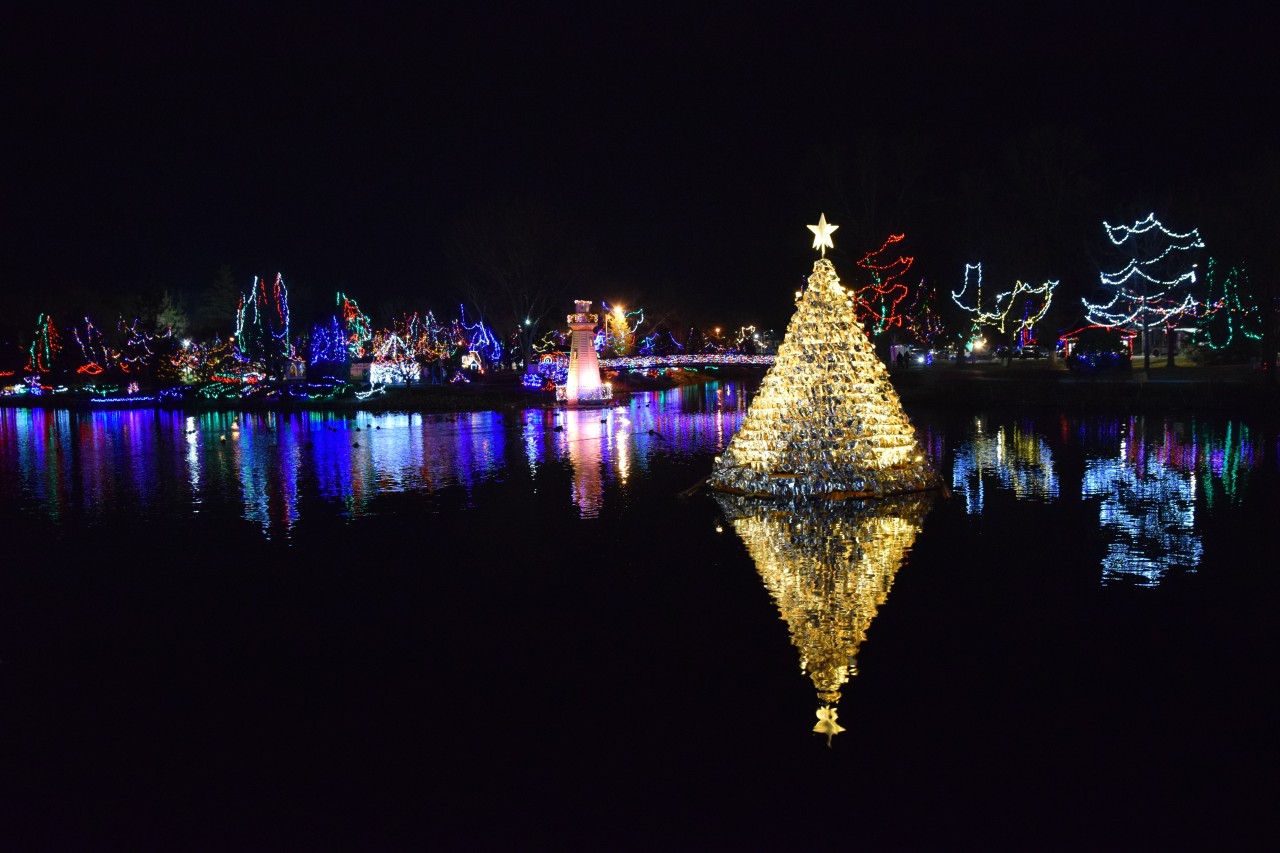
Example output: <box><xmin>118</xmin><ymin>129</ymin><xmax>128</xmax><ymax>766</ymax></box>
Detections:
<box><xmin>3</xmin><ymin>125</ymin><xmax>1278</xmax><ymax>373</ymax></box>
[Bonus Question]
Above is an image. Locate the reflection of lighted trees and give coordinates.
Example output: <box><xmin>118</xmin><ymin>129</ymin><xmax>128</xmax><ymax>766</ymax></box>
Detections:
<box><xmin>1083</xmin><ymin>417</ymin><xmax>1200</xmax><ymax>587</ymax></box>
<box><xmin>714</xmin><ymin>492</ymin><xmax>935</xmax><ymax>744</ymax></box>
<box><xmin>1081</xmin><ymin>416</ymin><xmax>1258</xmax><ymax>587</ymax></box>
<box><xmin>1084</xmin><ymin>453</ymin><xmax>1200</xmax><ymax>587</ymax></box>
<box><xmin>950</xmin><ymin>416</ymin><xmax>1058</xmax><ymax>514</ymax></box>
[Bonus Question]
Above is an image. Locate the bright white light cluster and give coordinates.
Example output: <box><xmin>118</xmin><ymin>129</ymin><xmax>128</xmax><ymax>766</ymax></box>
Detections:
<box><xmin>1083</xmin><ymin>213</ymin><xmax>1204</xmax><ymax>329</ymax></box>
<box><xmin>1083</xmin><ymin>450</ymin><xmax>1201</xmax><ymax>588</ymax></box>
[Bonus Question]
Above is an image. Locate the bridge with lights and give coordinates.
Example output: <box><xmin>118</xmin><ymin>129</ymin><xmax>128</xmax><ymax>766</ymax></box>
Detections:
<box><xmin>597</xmin><ymin>354</ymin><xmax>776</xmax><ymax>370</ymax></box>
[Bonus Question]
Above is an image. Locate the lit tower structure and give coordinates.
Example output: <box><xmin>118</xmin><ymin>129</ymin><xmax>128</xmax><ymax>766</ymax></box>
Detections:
<box><xmin>707</xmin><ymin>214</ymin><xmax>939</xmax><ymax>499</ymax></box>
<box><xmin>557</xmin><ymin>299</ymin><xmax>612</xmax><ymax>405</ymax></box>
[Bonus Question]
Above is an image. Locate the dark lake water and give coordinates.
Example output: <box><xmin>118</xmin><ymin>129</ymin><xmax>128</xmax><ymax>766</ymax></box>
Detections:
<box><xmin>2</xmin><ymin>384</ymin><xmax>1276</xmax><ymax>851</ymax></box>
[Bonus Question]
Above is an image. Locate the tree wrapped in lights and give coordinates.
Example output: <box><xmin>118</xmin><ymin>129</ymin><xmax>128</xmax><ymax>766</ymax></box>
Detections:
<box><xmin>338</xmin><ymin>292</ymin><xmax>373</xmax><ymax>359</ymax></box>
<box><xmin>118</xmin><ymin>317</ymin><xmax>178</xmax><ymax>382</ymax></box>
<box><xmin>600</xmin><ymin>302</ymin><xmax>644</xmax><ymax>357</ymax></box>
<box><xmin>371</xmin><ymin>331</ymin><xmax>420</xmax><ymax>384</ymax></box>
<box><xmin>1084</xmin><ymin>213</ymin><xmax>1204</xmax><ymax>370</ymax></box>
<box><xmin>853</xmin><ymin>233</ymin><xmax>914</xmax><ymax>337</ymax></box>
<box><xmin>307</xmin><ymin>315</ymin><xmax>349</xmax><ymax>379</ymax></box>
<box><xmin>25</xmin><ymin>313</ymin><xmax>61</xmax><ymax>374</ymax></box>
<box><xmin>456</xmin><ymin>305</ymin><xmax>503</xmax><ymax>369</ymax></box>
<box><xmin>236</xmin><ymin>273</ymin><xmax>293</xmax><ymax>378</ymax></box>
<box><xmin>1192</xmin><ymin>258</ymin><xmax>1262</xmax><ymax>363</ymax></box>
<box><xmin>708</xmin><ymin>214</ymin><xmax>939</xmax><ymax>500</ymax></box>
<box><xmin>72</xmin><ymin>316</ymin><xmax>114</xmax><ymax>376</ymax></box>
<box><xmin>415</xmin><ymin>311</ymin><xmax>460</xmax><ymax>382</ymax></box>
<box><xmin>903</xmin><ymin>284</ymin><xmax>945</xmax><ymax>346</ymax></box>
<box><xmin>951</xmin><ymin>262</ymin><xmax>1057</xmax><ymax>354</ymax></box>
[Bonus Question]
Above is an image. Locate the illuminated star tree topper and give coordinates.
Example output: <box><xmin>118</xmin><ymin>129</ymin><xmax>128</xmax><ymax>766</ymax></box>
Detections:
<box><xmin>808</xmin><ymin>213</ymin><xmax>838</xmax><ymax>258</ymax></box>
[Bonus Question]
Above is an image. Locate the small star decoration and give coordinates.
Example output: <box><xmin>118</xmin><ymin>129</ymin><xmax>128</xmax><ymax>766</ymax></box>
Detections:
<box><xmin>808</xmin><ymin>213</ymin><xmax>838</xmax><ymax>257</ymax></box>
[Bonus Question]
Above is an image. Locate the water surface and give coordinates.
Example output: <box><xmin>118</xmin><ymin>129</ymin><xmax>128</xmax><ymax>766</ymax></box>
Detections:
<box><xmin>1</xmin><ymin>387</ymin><xmax>1274</xmax><ymax>849</ymax></box>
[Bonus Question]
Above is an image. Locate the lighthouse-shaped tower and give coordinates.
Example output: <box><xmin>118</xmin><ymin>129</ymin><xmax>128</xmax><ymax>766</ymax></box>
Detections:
<box><xmin>557</xmin><ymin>299</ymin><xmax>612</xmax><ymax>405</ymax></box>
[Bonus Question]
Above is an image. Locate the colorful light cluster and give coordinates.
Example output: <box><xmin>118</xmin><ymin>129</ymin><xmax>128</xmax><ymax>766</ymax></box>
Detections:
<box><xmin>904</xmin><ymin>285</ymin><xmax>946</xmax><ymax>346</ymax></box>
<box><xmin>236</xmin><ymin>273</ymin><xmax>294</xmax><ymax>375</ymax></box>
<box><xmin>599</xmin><ymin>302</ymin><xmax>646</xmax><ymax>356</ymax></box>
<box><xmin>339</xmin><ymin>292</ymin><xmax>373</xmax><ymax>358</ymax></box>
<box><xmin>853</xmin><ymin>233</ymin><xmax>914</xmax><ymax>335</ymax></box>
<box><xmin>456</xmin><ymin>305</ymin><xmax>504</xmax><ymax>365</ymax></box>
<box><xmin>72</xmin><ymin>317</ymin><xmax>112</xmax><ymax>375</ymax></box>
<box><xmin>1194</xmin><ymin>258</ymin><xmax>1262</xmax><ymax>352</ymax></box>
<box><xmin>26</xmin><ymin>313</ymin><xmax>61</xmax><ymax>373</ymax></box>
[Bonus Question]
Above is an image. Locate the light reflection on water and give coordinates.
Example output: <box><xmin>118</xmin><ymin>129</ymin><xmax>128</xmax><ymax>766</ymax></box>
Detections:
<box><xmin>0</xmin><ymin>380</ymin><xmax>750</xmax><ymax>536</ymax></box>
<box><xmin>715</xmin><ymin>491</ymin><xmax>937</xmax><ymax>742</ymax></box>
<box><xmin>0</xmin><ymin>396</ymin><xmax>1269</xmax><ymax>586</ymax></box>
<box><xmin>949</xmin><ymin>415</ymin><xmax>1060</xmax><ymax>514</ymax></box>
<box><xmin>1078</xmin><ymin>416</ymin><xmax>1255</xmax><ymax>587</ymax></box>
<box><xmin>940</xmin><ymin>412</ymin><xmax>1264</xmax><ymax>587</ymax></box>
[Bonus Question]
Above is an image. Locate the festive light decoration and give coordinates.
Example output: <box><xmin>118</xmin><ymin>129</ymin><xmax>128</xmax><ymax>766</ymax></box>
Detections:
<box><xmin>1083</xmin><ymin>213</ymin><xmax>1204</xmax><ymax>360</ymax></box>
<box><xmin>236</xmin><ymin>273</ymin><xmax>293</xmax><ymax>377</ymax></box>
<box><xmin>371</xmin><ymin>332</ymin><xmax>421</xmax><ymax>384</ymax></box>
<box><xmin>456</xmin><ymin>305</ymin><xmax>503</xmax><ymax>366</ymax></box>
<box><xmin>308</xmin><ymin>316</ymin><xmax>349</xmax><ymax>367</ymax></box>
<box><xmin>25</xmin><ymin>314</ymin><xmax>61</xmax><ymax>374</ymax></box>
<box><xmin>72</xmin><ymin>317</ymin><xmax>114</xmax><ymax>375</ymax></box>
<box><xmin>807</xmin><ymin>212</ymin><xmax>838</xmax><ymax>256</ymax></box>
<box><xmin>1193</xmin><ymin>258</ymin><xmax>1262</xmax><ymax>353</ymax></box>
<box><xmin>523</xmin><ymin>353</ymin><xmax>567</xmax><ymax>390</ymax></box>
<box><xmin>117</xmin><ymin>316</ymin><xmax>176</xmax><ymax>376</ymax></box>
<box><xmin>599</xmin><ymin>354</ymin><xmax>773</xmax><ymax>370</ymax></box>
<box><xmin>414</xmin><ymin>311</ymin><xmax>460</xmax><ymax>363</ymax></box>
<box><xmin>707</xmin><ymin>217</ymin><xmax>939</xmax><ymax>499</ymax></box>
<box><xmin>557</xmin><ymin>299</ymin><xmax>612</xmax><ymax>405</ymax></box>
<box><xmin>714</xmin><ymin>491</ymin><xmax>935</xmax><ymax>743</ymax></box>
<box><xmin>951</xmin><ymin>263</ymin><xmax>1057</xmax><ymax>349</ymax></box>
<box><xmin>599</xmin><ymin>302</ymin><xmax>645</xmax><ymax>356</ymax></box>
<box><xmin>903</xmin><ymin>284</ymin><xmax>946</xmax><ymax>346</ymax></box>
<box><xmin>338</xmin><ymin>292</ymin><xmax>373</xmax><ymax>358</ymax></box>
<box><xmin>853</xmin><ymin>234</ymin><xmax>914</xmax><ymax>335</ymax></box>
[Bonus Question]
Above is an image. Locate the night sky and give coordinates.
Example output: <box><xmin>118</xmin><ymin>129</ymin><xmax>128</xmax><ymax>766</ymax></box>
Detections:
<box><xmin>4</xmin><ymin>4</ymin><xmax>1278</xmax><ymax>333</ymax></box>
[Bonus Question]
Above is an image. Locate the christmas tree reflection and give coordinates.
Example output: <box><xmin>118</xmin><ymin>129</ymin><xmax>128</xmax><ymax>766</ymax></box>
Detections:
<box><xmin>714</xmin><ymin>491</ymin><xmax>936</xmax><ymax>744</ymax></box>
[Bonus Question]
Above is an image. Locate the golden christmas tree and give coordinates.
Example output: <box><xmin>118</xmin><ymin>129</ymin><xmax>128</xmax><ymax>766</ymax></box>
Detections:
<box><xmin>715</xmin><ymin>491</ymin><xmax>935</xmax><ymax>744</ymax></box>
<box><xmin>707</xmin><ymin>214</ymin><xmax>939</xmax><ymax>499</ymax></box>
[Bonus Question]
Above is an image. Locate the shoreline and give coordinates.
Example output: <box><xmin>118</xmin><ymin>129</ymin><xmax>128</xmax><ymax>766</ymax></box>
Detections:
<box><xmin>3</xmin><ymin>362</ymin><xmax>1279</xmax><ymax>416</ymax></box>
<box><xmin>890</xmin><ymin>361</ymin><xmax>1280</xmax><ymax>414</ymax></box>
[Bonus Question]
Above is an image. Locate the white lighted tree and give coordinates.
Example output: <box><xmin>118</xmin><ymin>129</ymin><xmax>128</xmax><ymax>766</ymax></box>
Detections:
<box><xmin>1083</xmin><ymin>213</ymin><xmax>1204</xmax><ymax>370</ymax></box>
